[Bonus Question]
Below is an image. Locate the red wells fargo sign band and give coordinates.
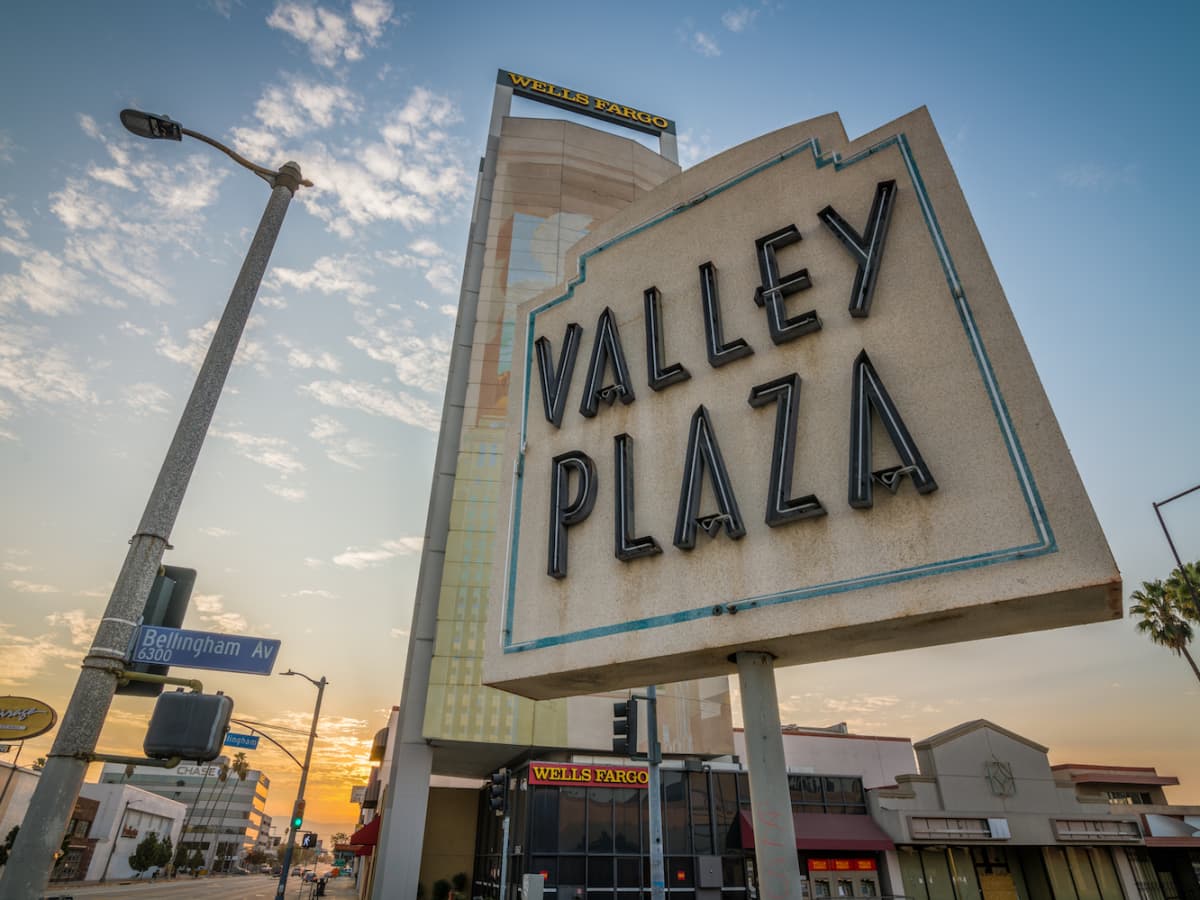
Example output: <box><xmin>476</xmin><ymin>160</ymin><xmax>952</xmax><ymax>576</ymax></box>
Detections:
<box><xmin>528</xmin><ymin>762</ymin><xmax>650</xmax><ymax>788</ymax></box>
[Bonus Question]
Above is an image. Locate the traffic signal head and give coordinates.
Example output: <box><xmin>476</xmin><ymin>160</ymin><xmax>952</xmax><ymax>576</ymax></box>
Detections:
<box><xmin>292</xmin><ymin>799</ymin><xmax>305</xmax><ymax>830</ymax></box>
<box><xmin>489</xmin><ymin>770</ymin><xmax>508</xmax><ymax>815</ymax></box>
<box><xmin>143</xmin><ymin>690</ymin><xmax>232</xmax><ymax>761</ymax></box>
<box><xmin>301</xmin><ymin>832</ymin><xmax>317</xmax><ymax>849</ymax></box>
<box><xmin>612</xmin><ymin>698</ymin><xmax>638</xmax><ymax>756</ymax></box>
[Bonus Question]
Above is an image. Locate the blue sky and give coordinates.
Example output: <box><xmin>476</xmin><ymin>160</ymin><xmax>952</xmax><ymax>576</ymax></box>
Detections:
<box><xmin>1</xmin><ymin>0</ymin><xmax>1198</xmax><ymax>836</ymax></box>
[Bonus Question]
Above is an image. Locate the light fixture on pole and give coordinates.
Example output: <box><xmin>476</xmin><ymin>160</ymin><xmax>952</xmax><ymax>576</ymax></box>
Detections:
<box><xmin>274</xmin><ymin>669</ymin><xmax>327</xmax><ymax>900</ymax></box>
<box><xmin>1153</xmin><ymin>483</ymin><xmax>1200</xmax><ymax>611</ymax></box>
<box><xmin>0</xmin><ymin>111</ymin><xmax>310</xmax><ymax>900</ymax></box>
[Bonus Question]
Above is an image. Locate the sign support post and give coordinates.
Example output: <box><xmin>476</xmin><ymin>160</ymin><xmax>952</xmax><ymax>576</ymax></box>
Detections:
<box><xmin>645</xmin><ymin>686</ymin><xmax>665</xmax><ymax>900</ymax></box>
<box><xmin>736</xmin><ymin>652</ymin><xmax>802</xmax><ymax>900</ymax></box>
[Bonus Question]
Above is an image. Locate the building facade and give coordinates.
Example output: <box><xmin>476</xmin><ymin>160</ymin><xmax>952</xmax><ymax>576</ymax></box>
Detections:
<box><xmin>100</xmin><ymin>758</ymin><xmax>269</xmax><ymax>872</ymax></box>
<box><xmin>370</xmin><ymin>719</ymin><xmax>1198</xmax><ymax>900</ymax></box>
<box><xmin>78</xmin><ymin>782</ymin><xmax>185</xmax><ymax>881</ymax></box>
<box><xmin>372</xmin><ymin>70</ymin><xmax>731</xmax><ymax>900</ymax></box>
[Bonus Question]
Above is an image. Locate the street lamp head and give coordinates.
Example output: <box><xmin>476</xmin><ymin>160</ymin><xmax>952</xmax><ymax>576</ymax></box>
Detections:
<box><xmin>120</xmin><ymin>108</ymin><xmax>182</xmax><ymax>141</ymax></box>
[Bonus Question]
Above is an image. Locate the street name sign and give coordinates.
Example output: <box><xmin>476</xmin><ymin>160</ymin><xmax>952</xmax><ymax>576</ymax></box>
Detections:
<box><xmin>131</xmin><ymin>625</ymin><xmax>281</xmax><ymax>675</ymax></box>
<box><xmin>224</xmin><ymin>732</ymin><xmax>261</xmax><ymax>750</ymax></box>
<box><xmin>484</xmin><ymin>107</ymin><xmax>1121</xmax><ymax>699</ymax></box>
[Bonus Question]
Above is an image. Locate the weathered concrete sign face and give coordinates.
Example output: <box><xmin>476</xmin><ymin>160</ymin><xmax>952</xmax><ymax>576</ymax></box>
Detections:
<box><xmin>484</xmin><ymin>108</ymin><xmax>1121</xmax><ymax>700</ymax></box>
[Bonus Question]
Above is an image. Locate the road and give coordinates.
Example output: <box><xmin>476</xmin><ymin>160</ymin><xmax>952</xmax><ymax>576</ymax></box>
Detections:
<box><xmin>40</xmin><ymin>874</ymin><xmax>348</xmax><ymax>900</ymax></box>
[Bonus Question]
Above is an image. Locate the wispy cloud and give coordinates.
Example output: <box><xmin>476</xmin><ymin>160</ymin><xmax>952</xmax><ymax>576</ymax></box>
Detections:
<box><xmin>677</xmin><ymin>129</ymin><xmax>716</xmax><ymax>168</ymax></box>
<box><xmin>211</xmin><ymin>427</ymin><xmax>306</xmax><ymax>476</ymax></box>
<box><xmin>193</xmin><ymin>593</ymin><xmax>248</xmax><ymax>633</ymax></box>
<box><xmin>0</xmin><ymin>622</ymin><xmax>79</xmax><ymax>687</ymax></box>
<box><xmin>1059</xmin><ymin>162</ymin><xmax>1138</xmax><ymax>190</ymax></box>
<box><xmin>279</xmin><ymin>337</ymin><xmax>342</xmax><ymax>373</ymax></box>
<box><xmin>346</xmin><ymin>325</ymin><xmax>449</xmax><ymax>396</ymax></box>
<box><xmin>267</xmin><ymin>254</ymin><xmax>375</xmax><ymax>305</ymax></box>
<box><xmin>266</xmin><ymin>483</ymin><xmax>307</xmax><ymax>502</ymax></box>
<box><xmin>689</xmin><ymin>31</ymin><xmax>721</xmax><ymax>56</ymax></box>
<box><xmin>232</xmin><ymin>85</ymin><xmax>471</xmax><ymax>239</ymax></box>
<box><xmin>46</xmin><ymin>609</ymin><xmax>100</xmax><ymax>648</ymax></box>
<box><xmin>10</xmin><ymin>580</ymin><xmax>59</xmax><ymax>594</ymax></box>
<box><xmin>376</xmin><ymin>238</ymin><xmax>460</xmax><ymax>296</ymax></box>
<box><xmin>300</xmin><ymin>379</ymin><xmax>440</xmax><ymax>431</ymax></box>
<box><xmin>200</xmin><ymin>526</ymin><xmax>238</xmax><ymax>538</ymax></box>
<box><xmin>309</xmin><ymin>415</ymin><xmax>372</xmax><ymax>468</ymax></box>
<box><xmin>155</xmin><ymin>317</ymin><xmax>269</xmax><ymax>372</ymax></box>
<box><xmin>267</xmin><ymin>0</ymin><xmax>395</xmax><ymax>68</ymax></box>
<box><xmin>0</xmin><ymin>321</ymin><xmax>97</xmax><ymax>419</ymax></box>
<box><xmin>122</xmin><ymin>382</ymin><xmax>172</xmax><ymax>416</ymax></box>
<box><xmin>285</xmin><ymin>588</ymin><xmax>339</xmax><ymax>600</ymax></box>
<box><xmin>332</xmin><ymin>536</ymin><xmax>422</xmax><ymax>569</ymax></box>
<box><xmin>721</xmin><ymin>6</ymin><xmax>758</xmax><ymax>31</ymax></box>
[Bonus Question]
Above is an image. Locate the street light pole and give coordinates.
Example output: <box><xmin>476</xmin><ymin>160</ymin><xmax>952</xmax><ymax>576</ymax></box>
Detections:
<box><xmin>1153</xmin><ymin>483</ymin><xmax>1200</xmax><ymax>611</ymax></box>
<box><xmin>275</xmin><ymin>670</ymin><xmax>326</xmax><ymax>899</ymax></box>
<box><xmin>0</xmin><ymin>112</ymin><xmax>309</xmax><ymax>900</ymax></box>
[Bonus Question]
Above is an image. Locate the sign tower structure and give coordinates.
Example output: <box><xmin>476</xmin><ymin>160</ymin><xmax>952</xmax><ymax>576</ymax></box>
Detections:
<box><xmin>371</xmin><ymin>71</ymin><xmax>734</xmax><ymax>900</ymax></box>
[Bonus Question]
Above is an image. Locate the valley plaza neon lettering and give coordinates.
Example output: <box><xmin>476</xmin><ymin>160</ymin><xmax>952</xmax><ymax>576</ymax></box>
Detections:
<box><xmin>528</xmin><ymin>762</ymin><xmax>650</xmax><ymax>787</ymax></box>
<box><xmin>500</xmin><ymin>69</ymin><xmax>675</xmax><ymax>135</ymax></box>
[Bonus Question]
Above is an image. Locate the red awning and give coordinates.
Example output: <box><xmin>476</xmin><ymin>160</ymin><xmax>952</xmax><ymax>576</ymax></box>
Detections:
<box><xmin>739</xmin><ymin>812</ymin><xmax>894</xmax><ymax>851</ymax></box>
<box><xmin>350</xmin><ymin>816</ymin><xmax>381</xmax><ymax>853</ymax></box>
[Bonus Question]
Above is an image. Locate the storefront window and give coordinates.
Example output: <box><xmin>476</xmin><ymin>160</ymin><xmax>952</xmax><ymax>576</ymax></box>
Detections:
<box><xmin>531</xmin><ymin>788</ymin><xmax>559</xmax><ymax>852</ymax></box>
<box><xmin>712</xmin><ymin>772</ymin><xmax>739</xmax><ymax>854</ymax></box>
<box><xmin>589</xmin><ymin>856</ymin><xmax>615</xmax><ymax>887</ymax></box>
<box><xmin>589</xmin><ymin>789</ymin><xmax>614</xmax><ymax>853</ymax></box>
<box><xmin>561</xmin><ymin>787</ymin><xmax>587</xmax><ymax>853</ymax></box>
<box><xmin>663</xmin><ymin>771</ymin><xmax>692</xmax><ymax>855</ymax></box>
<box><xmin>617</xmin><ymin>856</ymin><xmax>641</xmax><ymax>888</ymax></box>
<box><xmin>691</xmin><ymin>771</ymin><xmax>714</xmax><ymax>855</ymax></box>
<box><xmin>614</xmin><ymin>788</ymin><xmax>641</xmax><ymax>853</ymax></box>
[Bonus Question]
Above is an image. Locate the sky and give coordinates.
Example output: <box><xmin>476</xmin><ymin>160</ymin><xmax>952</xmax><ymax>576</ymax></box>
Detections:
<box><xmin>1</xmin><ymin>0</ymin><xmax>1198</xmax><ymax>842</ymax></box>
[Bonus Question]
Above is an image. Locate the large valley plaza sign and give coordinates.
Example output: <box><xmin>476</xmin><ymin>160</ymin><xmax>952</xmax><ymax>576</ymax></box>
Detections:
<box><xmin>484</xmin><ymin>108</ymin><xmax>1121</xmax><ymax>700</ymax></box>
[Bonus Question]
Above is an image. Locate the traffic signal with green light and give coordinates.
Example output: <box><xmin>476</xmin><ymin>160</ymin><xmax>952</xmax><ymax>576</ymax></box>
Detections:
<box><xmin>292</xmin><ymin>799</ymin><xmax>305</xmax><ymax>830</ymax></box>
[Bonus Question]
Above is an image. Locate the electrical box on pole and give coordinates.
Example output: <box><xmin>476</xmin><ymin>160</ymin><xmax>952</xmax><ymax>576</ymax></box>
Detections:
<box><xmin>612</xmin><ymin>698</ymin><xmax>639</xmax><ymax>757</ymax></box>
<box><xmin>489</xmin><ymin>769</ymin><xmax>508</xmax><ymax>815</ymax></box>
<box><xmin>143</xmin><ymin>689</ymin><xmax>232</xmax><ymax>761</ymax></box>
<box><xmin>116</xmin><ymin>565</ymin><xmax>196</xmax><ymax>697</ymax></box>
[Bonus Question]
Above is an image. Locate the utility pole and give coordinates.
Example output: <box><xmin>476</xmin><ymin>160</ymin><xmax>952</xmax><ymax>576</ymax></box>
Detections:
<box><xmin>0</xmin><ymin>109</ymin><xmax>308</xmax><ymax>900</ymax></box>
<box><xmin>275</xmin><ymin>671</ymin><xmax>326</xmax><ymax>899</ymax></box>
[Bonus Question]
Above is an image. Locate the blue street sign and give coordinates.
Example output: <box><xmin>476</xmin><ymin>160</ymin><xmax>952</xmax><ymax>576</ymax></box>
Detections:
<box><xmin>224</xmin><ymin>732</ymin><xmax>260</xmax><ymax>750</ymax></box>
<box><xmin>130</xmin><ymin>625</ymin><xmax>282</xmax><ymax>675</ymax></box>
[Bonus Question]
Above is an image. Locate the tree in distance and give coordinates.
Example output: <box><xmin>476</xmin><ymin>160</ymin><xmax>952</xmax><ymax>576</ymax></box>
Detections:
<box><xmin>129</xmin><ymin>832</ymin><xmax>162</xmax><ymax>877</ymax></box>
<box><xmin>1131</xmin><ymin>560</ymin><xmax>1200</xmax><ymax>683</ymax></box>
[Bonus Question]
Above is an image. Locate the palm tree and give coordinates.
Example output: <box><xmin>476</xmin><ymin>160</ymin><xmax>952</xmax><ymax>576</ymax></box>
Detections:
<box><xmin>215</xmin><ymin>753</ymin><xmax>250</xmax><ymax>871</ymax></box>
<box><xmin>1165</xmin><ymin>561</ymin><xmax>1200</xmax><ymax>619</ymax></box>
<box><xmin>1131</xmin><ymin>577</ymin><xmax>1200</xmax><ymax>683</ymax></box>
<box><xmin>198</xmin><ymin>760</ymin><xmax>230</xmax><ymax>871</ymax></box>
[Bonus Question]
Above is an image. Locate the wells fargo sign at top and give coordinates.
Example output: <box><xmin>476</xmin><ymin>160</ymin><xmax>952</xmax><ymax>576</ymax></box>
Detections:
<box><xmin>499</xmin><ymin>69</ymin><xmax>675</xmax><ymax>136</ymax></box>
<box><xmin>483</xmin><ymin>108</ymin><xmax>1121</xmax><ymax>700</ymax></box>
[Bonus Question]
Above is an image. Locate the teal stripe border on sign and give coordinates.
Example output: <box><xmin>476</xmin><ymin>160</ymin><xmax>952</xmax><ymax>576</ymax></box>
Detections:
<box><xmin>502</xmin><ymin>133</ymin><xmax>1056</xmax><ymax>653</ymax></box>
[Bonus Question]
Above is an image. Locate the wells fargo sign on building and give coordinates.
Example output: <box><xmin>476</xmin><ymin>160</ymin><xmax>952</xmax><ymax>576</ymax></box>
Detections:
<box><xmin>484</xmin><ymin>107</ymin><xmax>1121</xmax><ymax>699</ymax></box>
<box><xmin>0</xmin><ymin>696</ymin><xmax>58</xmax><ymax>740</ymax></box>
<box><xmin>499</xmin><ymin>69</ymin><xmax>675</xmax><ymax>136</ymax></box>
<box><xmin>528</xmin><ymin>762</ymin><xmax>650</xmax><ymax>787</ymax></box>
